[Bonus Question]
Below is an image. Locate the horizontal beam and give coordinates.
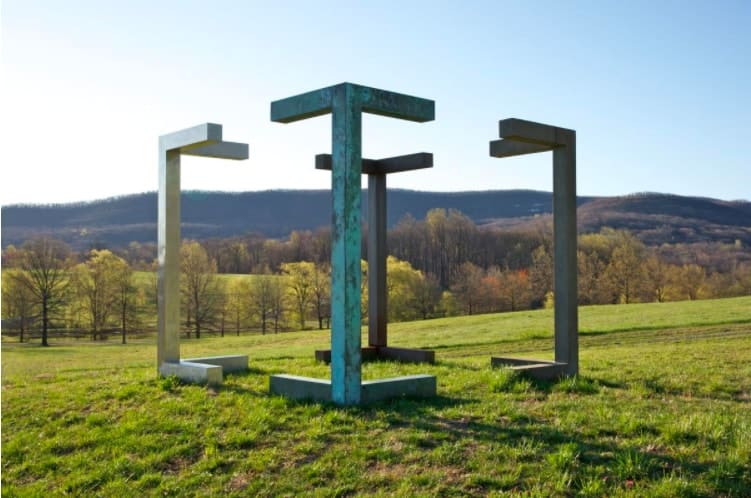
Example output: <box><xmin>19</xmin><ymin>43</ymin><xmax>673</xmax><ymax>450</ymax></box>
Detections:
<box><xmin>358</xmin><ymin>85</ymin><xmax>434</xmax><ymax>122</ymax></box>
<box><xmin>489</xmin><ymin>139</ymin><xmax>553</xmax><ymax>158</ymax></box>
<box><xmin>159</xmin><ymin>123</ymin><xmax>222</xmax><ymax>152</ymax></box>
<box><xmin>315</xmin><ymin>152</ymin><xmax>433</xmax><ymax>175</ymax></box>
<box><xmin>270</xmin><ymin>86</ymin><xmax>335</xmax><ymax>123</ymax></box>
<box><xmin>271</xmin><ymin>82</ymin><xmax>435</xmax><ymax>124</ymax></box>
<box><xmin>499</xmin><ymin>118</ymin><xmax>574</xmax><ymax>147</ymax></box>
<box><xmin>182</xmin><ymin>141</ymin><xmax>249</xmax><ymax>160</ymax></box>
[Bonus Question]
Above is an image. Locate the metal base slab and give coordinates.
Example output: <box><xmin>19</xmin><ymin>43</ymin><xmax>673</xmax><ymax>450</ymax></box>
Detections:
<box><xmin>490</xmin><ymin>356</ymin><xmax>569</xmax><ymax>381</ymax></box>
<box><xmin>314</xmin><ymin>346</ymin><xmax>435</xmax><ymax>364</ymax></box>
<box><xmin>184</xmin><ymin>354</ymin><xmax>248</xmax><ymax>373</ymax></box>
<box><xmin>269</xmin><ymin>373</ymin><xmax>437</xmax><ymax>404</ymax></box>
<box><xmin>159</xmin><ymin>355</ymin><xmax>249</xmax><ymax>385</ymax></box>
<box><xmin>361</xmin><ymin>374</ymin><xmax>437</xmax><ymax>403</ymax></box>
<box><xmin>159</xmin><ymin>361</ymin><xmax>223</xmax><ymax>385</ymax></box>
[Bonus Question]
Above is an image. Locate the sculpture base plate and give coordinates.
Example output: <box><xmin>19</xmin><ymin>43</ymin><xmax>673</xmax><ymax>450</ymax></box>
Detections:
<box><xmin>269</xmin><ymin>373</ymin><xmax>437</xmax><ymax>405</ymax></box>
<box><xmin>159</xmin><ymin>354</ymin><xmax>249</xmax><ymax>385</ymax></box>
<box><xmin>490</xmin><ymin>356</ymin><xmax>569</xmax><ymax>381</ymax></box>
<box><xmin>314</xmin><ymin>346</ymin><xmax>435</xmax><ymax>364</ymax></box>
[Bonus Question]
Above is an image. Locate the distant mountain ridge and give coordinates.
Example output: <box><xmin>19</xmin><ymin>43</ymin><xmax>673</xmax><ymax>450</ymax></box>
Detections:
<box><xmin>2</xmin><ymin>190</ymin><xmax>749</xmax><ymax>249</ymax></box>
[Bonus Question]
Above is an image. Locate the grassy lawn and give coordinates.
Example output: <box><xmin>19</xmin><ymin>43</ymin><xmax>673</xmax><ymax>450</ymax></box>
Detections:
<box><xmin>2</xmin><ymin>296</ymin><xmax>750</xmax><ymax>496</ymax></box>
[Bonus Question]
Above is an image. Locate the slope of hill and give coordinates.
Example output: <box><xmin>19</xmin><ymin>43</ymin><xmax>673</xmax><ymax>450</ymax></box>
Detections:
<box><xmin>0</xmin><ymin>190</ymin><xmax>589</xmax><ymax>249</ymax></box>
<box><xmin>577</xmin><ymin>193</ymin><xmax>751</xmax><ymax>245</ymax></box>
<box><xmin>2</xmin><ymin>190</ymin><xmax>749</xmax><ymax>249</ymax></box>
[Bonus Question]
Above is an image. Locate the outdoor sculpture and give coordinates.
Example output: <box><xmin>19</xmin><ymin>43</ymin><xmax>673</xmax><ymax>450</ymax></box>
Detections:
<box><xmin>157</xmin><ymin>123</ymin><xmax>250</xmax><ymax>384</ymax></box>
<box><xmin>268</xmin><ymin>82</ymin><xmax>437</xmax><ymax>405</ymax></box>
<box><xmin>488</xmin><ymin>118</ymin><xmax>579</xmax><ymax>379</ymax></box>
<box><xmin>313</xmin><ymin>152</ymin><xmax>435</xmax><ymax>364</ymax></box>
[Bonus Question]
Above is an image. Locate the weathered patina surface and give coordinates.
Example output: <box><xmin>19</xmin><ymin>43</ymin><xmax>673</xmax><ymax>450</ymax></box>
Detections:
<box><xmin>315</xmin><ymin>152</ymin><xmax>432</xmax><ymax>350</ymax></box>
<box><xmin>272</xmin><ymin>83</ymin><xmax>434</xmax><ymax>404</ymax></box>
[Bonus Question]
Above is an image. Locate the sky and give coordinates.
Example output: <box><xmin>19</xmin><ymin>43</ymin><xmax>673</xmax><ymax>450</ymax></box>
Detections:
<box><xmin>1</xmin><ymin>0</ymin><xmax>749</xmax><ymax>206</ymax></box>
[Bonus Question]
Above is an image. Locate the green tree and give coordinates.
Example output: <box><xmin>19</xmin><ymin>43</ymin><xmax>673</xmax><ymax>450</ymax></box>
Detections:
<box><xmin>12</xmin><ymin>237</ymin><xmax>71</xmax><ymax>346</ymax></box>
<box><xmin>604</xmin><ymin>234</ymin><xmax>646</xmax><ymax>304</ymax></box>
<box><xmin>248</xmin><ymin>268</ymin><xmax>280</xmax><ymax>334</ymax></box>
<box><xmin>281</xmin><ymin>261</ymin><xmax>315</xmax><ymax>330</ymax></box>
<box><xmin>386</xmin><ymin>256</ymin><xmax>423</xmax><ymax>321</ymax></box>
<box><xmin>70</xmin><ymin>249</ymin><xmax>127</xmax><ymax>341</ymax></box>
<box><xmin>227</xmin><ymin>279</ymin><xmax>250</xmax><ymax>335</ymax></box>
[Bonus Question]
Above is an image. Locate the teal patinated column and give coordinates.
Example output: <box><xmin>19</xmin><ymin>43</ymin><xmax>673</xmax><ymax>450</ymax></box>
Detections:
<box><xmin>330</xmin><ymin>84</ymin><xmax>363</xmax><ymax>402</ymax></box>
<box><xmin>271</xmin><ymin>83</ymin><xmax>434</xmax><ymax>405</ymax></box>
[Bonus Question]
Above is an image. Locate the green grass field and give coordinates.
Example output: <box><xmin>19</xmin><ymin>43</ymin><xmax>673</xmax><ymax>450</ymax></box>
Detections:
<box><xmin>2</xmin><ymin>296</ymin><xmax>750</xmax><ymax>496</ymax></box>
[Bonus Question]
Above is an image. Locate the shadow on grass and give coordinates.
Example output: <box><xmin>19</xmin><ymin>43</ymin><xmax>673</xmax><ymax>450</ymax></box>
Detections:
<box><xmin>358</xmin><ymin>396</ymin><xmax>748</xmax><ymax>494</ymax></box>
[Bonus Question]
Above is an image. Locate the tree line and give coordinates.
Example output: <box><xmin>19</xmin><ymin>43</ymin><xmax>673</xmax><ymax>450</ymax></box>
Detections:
<box><xmin>3</xmin><ymin>208</ymin><xmax>750</xmax><ymax>346</ymax></box>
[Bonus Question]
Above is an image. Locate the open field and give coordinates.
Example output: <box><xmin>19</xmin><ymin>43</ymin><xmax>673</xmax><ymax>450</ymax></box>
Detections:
<box><xmin>2</xmin><ymin>297</ymin><xmax>750</xmax><ymax>496</ymax></box>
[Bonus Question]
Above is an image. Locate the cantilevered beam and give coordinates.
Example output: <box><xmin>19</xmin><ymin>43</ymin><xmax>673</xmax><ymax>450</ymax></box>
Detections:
<box><xmin>498</xmin><ymin>117</ymin><xmax>574</xmax><ymax>147</ymax></box>
<box><xmin>271</xmin><ymin>82</ymin><xmax>434</xmax><ymax>124</ymax></box>
<box><xmin>314</xmin><ymin>152</ymin><xmax>432</xmax><ymax>175</ymax></box>
<box><xmin>489</xmin><ymin>140</ymin><xmax>553</xmax><ymax>158</ymax></box>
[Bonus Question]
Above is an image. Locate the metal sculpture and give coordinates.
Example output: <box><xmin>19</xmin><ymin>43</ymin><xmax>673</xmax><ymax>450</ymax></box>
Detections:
<box><xmin>157</xmin><ymin>123</ymin><xmax>249</xmax><ymax>384</ymax></box>
<box><xmin>269</xmin><ymin>83</ymin><xmax>436</xmax><ymax>405</ymax></box>
<box><xmin>314</xmin><ymin>152</ymin><xmax>435</xmax><ymax>364</ymax></box>
<box><xmin>489</xmin><ymin>118</ymin><xmax>578</xmax><ymax>379</ymax></box>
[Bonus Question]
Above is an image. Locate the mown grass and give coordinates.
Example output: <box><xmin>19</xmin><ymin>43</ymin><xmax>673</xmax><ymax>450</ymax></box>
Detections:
<box><xmin>2</xmin><ymin>296</ymin><xmax>750</xmax><ymax>496</ymax></box>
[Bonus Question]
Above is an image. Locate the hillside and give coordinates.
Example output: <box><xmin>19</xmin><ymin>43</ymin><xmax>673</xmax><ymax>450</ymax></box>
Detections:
<box><xmin>2</xmin><ymin>190</ymin><xmax>749</xmax><ymax>250</ymax></box>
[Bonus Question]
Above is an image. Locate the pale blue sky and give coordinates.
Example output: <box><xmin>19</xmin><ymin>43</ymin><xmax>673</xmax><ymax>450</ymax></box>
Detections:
<box><xmin>1</xmin><ymin>0</ymin><xmax>749</xmax><ymax>205</ymax></box>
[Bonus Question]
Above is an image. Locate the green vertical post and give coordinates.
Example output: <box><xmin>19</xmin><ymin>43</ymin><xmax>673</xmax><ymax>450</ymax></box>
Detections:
<box><xmin>330</xmin><ymin>84</ymin><xmax>363</xmax><ymax>404</ymax></box>
<box><xmin>272</xmin><ymin>83</ymin><xmax>434</xmax><ymax>405</ymax></box>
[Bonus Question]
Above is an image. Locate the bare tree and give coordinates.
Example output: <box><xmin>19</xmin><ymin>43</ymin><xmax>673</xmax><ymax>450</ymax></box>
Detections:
<box><xmin>12</xmin><ymin>237</ymin><xmax>71</xmax><ymax>346</ymax></box>
<box><xmin>281</xmin><ymin>261</ymin><xmax>315</xmax><ymax>330</ymax></box>
<box><xmin>450</xmin><ymin>262</ymin><xmax>486</xmax><ymax>315</ymax></box>
<box><xmin>2</xmin><ymin>269</ymin><xmax>38</xmax><ymax>342</ymax></box>
<box><xmin>248</xmin><ymin>268</ymin><xmax>275</xmax><ymax>334</ymax></box>
<box><xmin>113</xmin><ymin>257</ymin><xmax>137</xmax><ymax>343</ymax></box>
<box><xmin>311</xmin><ymin>263</ymin><xmax>330</xmax><ymax>329</ymax></box>
<box><xmin>180</xmin><ymin>241</ymin><xmax>220</xmax><ymax>339</ymax></box>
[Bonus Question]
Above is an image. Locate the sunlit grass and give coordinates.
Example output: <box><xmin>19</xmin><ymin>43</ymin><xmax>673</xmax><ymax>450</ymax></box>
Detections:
<box><xmin>2</xmin><ymin>296</ymin><xmax>750</xmax><ymax>496</ymax></box>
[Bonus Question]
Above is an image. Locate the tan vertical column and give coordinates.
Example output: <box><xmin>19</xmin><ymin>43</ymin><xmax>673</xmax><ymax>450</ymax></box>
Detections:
<box><xmin>157</xmin><ymin>149</ymin><xmax>181</xmax><ymax>366</ymax></box>
<box><xmin>368</xmin><ymin>173</ymin><xmax>388</xmax><ymax>347</ymax></box>
<box><xmin>490</xmin><ymin>118</ymin><xmax>578</xmax><ymax>377</ymax></box>
<box><xmin>553</xmin><ymin>140</ymin><xmax>577</xmax><ymax>375</ymax></box>
<box><xmin>156</xmin><ymin>124</ymin><xmax>248</xmax><ymax>375</ymax></box>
